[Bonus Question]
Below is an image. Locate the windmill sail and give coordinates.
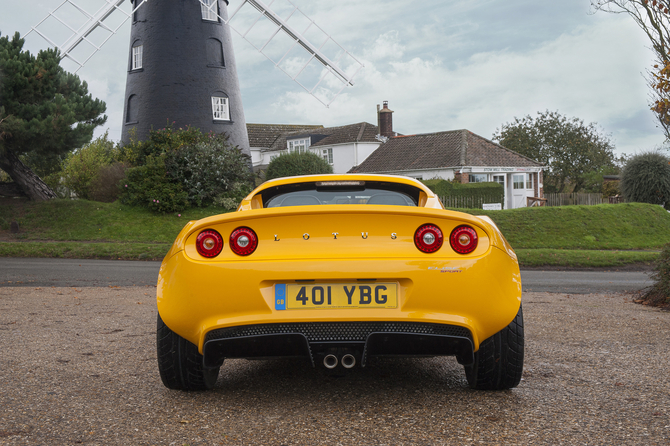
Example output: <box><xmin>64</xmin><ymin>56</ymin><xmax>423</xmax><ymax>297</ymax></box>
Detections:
<box><xmin>26</xmin><ymin>0</ymin><xmax>363</xmax><ymax>107</ymax></box>
<box><xmin>220</xmin><ymin>0</ymin><xmax>364</xmax><ymax>106</ymax></box>
<box><xmin>25</xmin><ymin>0</ymin><xmax>148</xmax><ymax>72</ymax></box>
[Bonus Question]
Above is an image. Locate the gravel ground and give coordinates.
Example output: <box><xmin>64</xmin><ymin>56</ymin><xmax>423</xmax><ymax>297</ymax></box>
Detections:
<box><xmin>0</xmin><ymin>287</ymin><xmax>668</xmax><ymax>445</ymax></box>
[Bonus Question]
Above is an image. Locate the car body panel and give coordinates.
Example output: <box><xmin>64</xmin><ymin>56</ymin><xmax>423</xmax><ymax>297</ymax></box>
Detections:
<box><xmin>157</xmin><ymin>174</ymin><xmax>521</xmax><ymax>367</ymax></box>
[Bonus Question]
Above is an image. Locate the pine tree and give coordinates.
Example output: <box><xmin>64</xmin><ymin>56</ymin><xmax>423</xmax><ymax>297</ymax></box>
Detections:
<box><xmin>0</xmin><ymin>32</ymin><xmax>107</xmax><ymax>200</ymax></box>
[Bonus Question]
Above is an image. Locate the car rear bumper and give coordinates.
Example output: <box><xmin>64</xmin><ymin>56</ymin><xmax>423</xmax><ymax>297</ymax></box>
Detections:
<box><xmin>202</xmin><ymin>321</ymin><xmax>475</xmax><ymax>368</ymax></box>
<box><xmin>157</xmin><ymin>246</ymin><xmax>521</xmax><ymax>355</ymax></box>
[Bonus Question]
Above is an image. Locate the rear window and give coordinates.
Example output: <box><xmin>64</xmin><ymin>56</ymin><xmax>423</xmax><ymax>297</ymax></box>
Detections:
<box><xmin>260</xmin><ymin>181</ymin><xmax>421</xmax><ymax>208</ymax></box>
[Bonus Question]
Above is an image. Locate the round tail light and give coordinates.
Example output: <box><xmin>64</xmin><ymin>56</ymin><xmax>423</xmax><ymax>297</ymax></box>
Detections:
<box><xmin>450</xmin><ymin>225</ymin><xmax>478</xmax><ymax>254</ymax></box>
<box><xmin>230</xmin><ymin>227</ymin><xmax>258</xmax><ymax>256</ymax></box>
<box><xmin>196</xmin><ymin>229</ymin><xmax>223</xmax><ymax>258</ymax></box>
<box><xmin>414</xmin><ymin>224</ymin><xmax>443</xmax><ymax>253</ymax></box>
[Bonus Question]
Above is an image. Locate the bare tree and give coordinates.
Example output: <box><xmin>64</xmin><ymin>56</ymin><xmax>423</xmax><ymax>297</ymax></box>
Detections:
<box><xmin>592</xmin><ymin>0</ymin><xmax>670</xmax><ymax>139</ymax></box>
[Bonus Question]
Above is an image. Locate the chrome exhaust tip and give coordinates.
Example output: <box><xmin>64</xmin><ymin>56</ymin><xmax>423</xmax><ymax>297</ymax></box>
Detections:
<box><xmin>341</xmin><ymin>354</ymin><xmax>356</xmax><ymax>369</ymax></box>
<box><xmin>323</xmin><ymin>354</ymin><xmax>338</xmax><ymax>369</ymax></box>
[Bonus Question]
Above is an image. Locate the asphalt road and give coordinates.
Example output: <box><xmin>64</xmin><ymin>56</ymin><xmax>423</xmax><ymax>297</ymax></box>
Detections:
<box><xmin>0</xmin><ymin>257</ymin><xmax>654</xmax><ymax>293</ymax></box>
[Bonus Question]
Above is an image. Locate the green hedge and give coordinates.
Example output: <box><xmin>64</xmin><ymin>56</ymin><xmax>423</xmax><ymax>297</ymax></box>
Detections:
<box><xmin>422</xmin><ymin>179</ymin><xmax>504</xmax><ymax>209</ymax></box>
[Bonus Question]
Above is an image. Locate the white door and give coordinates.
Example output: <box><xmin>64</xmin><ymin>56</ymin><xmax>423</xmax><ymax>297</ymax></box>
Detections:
<box><xmin>511</xmin><ymin>174</ymin><xmax>526</xmax><ymax>208</ymax></box>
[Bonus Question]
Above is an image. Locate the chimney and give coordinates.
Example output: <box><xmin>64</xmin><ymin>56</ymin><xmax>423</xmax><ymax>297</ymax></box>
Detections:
<box><xmin>378</xmin><ymin>100</ymin><xmax>394</xmax><ymax>138</ymax></box>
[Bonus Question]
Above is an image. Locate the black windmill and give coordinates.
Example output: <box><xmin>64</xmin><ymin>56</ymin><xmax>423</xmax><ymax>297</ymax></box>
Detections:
<box><xmin>26</xmin><ymin>0</ymin><xmax>364</xmax><ymax>155</ymax></box>
<box><xmin>121</xmin><ymin>0</ymin><xmax>250</xmax><ymax>154</ymax></box>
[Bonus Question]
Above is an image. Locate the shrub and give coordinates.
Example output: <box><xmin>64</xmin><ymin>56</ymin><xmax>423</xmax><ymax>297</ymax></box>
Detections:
<box><xmin>422</xmin><ymin>179</ymin><xmax>504</xmax><ymax>207</ymax></box>
<box><xmin>639</xmin><ymin>243</ymin><xmax>670</xmax><ymax>307</ymax></box>
<box><xmin>117</xmin><ymin>125</ymin><xmax>205</xmax><ymax>167</ymax></box>
<box><xmin>265</xmin><ymin>152</ymin><xmax>333</xmax><ymax>180</ymax></box>
<box><xmin>120</xmin><ymin>156</ymin><xmax>189</xmax><ymax>213</ymax></box>
<box><xmin>90</xmin><ymin>162</ymin><xmax>127</xmax><ymax>203</ymax></box>
<box><xmin>620</xmin><ymin>151</ymin><xmax>670</xmax><ymax>209</ymax></box>
<box><xmin>118</xmin><ymin>127</ymin><xmax>253</xmax><ymax>212</ymax></box>
<box><xmin>601</xmin><ymin>179</ymin><xmax>621</xmax><ymax>198</ymax></box>
<box><xmin>164</xmin><ymin>135</ymin><xmax>254</xmax><ymax>207</ymax></box>
<box><xmin>61</xmin><ymin>133</ymin><xmax>117</xmax><ymax>200</ymax></box>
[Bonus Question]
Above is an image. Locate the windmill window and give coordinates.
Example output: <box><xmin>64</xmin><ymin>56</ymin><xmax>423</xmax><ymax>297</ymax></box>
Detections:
<box><xmin>206</xmin><ymin>38</ymin><xmax>225</xmax><ymax>67</ymax></box>
<box><xmin>212</xmin><ymin>96</ymin><xmax>230</xmax><ymax>121</ymax></box>
<box><xmin>201</xmin><ymin>0</ymin><xmax>218</xmax><ymax>21</ymax></box>
<box><xmin>126</xmin><ymin>95</ymin><xmax>139</xmax><ymax>123</ymax></box>
<box><xmin>132</xmin><ymin>45</ymin><xmax>143</xmax><ymax>70</ymax></box>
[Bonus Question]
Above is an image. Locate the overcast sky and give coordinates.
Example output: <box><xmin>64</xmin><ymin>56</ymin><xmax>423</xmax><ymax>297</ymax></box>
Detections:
<box><xmin>1</xmin><ymin>0</ymin><xmax>665</xmax><ymax>156</ymax></box>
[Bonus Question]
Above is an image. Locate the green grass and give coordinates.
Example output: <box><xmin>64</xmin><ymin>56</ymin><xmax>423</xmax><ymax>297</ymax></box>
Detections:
<box><xmin>0</xmin><ymin>198</ymin><xmax>228</xmax><ymax>243</ymax></box>
<box><xmin>1</xmin><ymin>198</ymin><xmax>668</xmax><ymax>267</ymax></box>
<box><xmin>516</xmin><ymin>249</ymin><xmax>659</xmax><ymax>268</ymax></box>
<box><xmin>453</xmin><ymin>202</ymin><xmax>670</xmax><ymax>250</ymax></box>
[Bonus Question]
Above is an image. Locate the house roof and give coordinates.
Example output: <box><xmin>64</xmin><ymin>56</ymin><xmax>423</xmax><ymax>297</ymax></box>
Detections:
<box><xmin>246</xmin><ymin>123</ymin><xmax>325</xmax><ymax>151</ymax></box>
<box><xmin>350</xmin><ymin>129</ymin><xmax>543</xmax><ymax>173</ymax></box>
<box><xmin>301</xmin><ymin>122</ymin><xmax>380</xmax><ymax>147</ymax></box>
<box><xmin>247</xmin><ymin>122</ymin><xmax>380</xmax><ymax>152</ymax></box>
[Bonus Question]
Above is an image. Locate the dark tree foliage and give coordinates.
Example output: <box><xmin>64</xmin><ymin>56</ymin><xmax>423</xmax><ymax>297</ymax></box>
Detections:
<box><xmin>493</xmin><ymin>111</ymin><xmax>621</xmax><ymax>193</ymax></box>
<box><xmin>265</xmin><ymin>151</ymin><xmax>333</xmax><ymax>180</ymax></box>
<box><xmin>0</xmin><ymin>32</ymin><xmax>107</xmax><ymax>200</ymax></box>
<box><xmin>620</xmin><ymin>151</ymin><xmax>670</xmax><ymax>208</ymax></box>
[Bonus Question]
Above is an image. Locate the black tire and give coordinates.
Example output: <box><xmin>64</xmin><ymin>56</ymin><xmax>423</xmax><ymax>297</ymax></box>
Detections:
<box><xmin>156</xmin><ymin>314</ymin><xmax>220</xmax><ymax>391</ymax></box>
<box><xmin>464</xmin><ymin>305</ymin><xmax>524</xmax><ymax>390</ymax></box>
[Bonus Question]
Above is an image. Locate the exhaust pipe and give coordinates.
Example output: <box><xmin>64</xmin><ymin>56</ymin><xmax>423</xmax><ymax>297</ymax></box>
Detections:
<box><xmin>341</xmin><ymin>354</ymin><xmax>356</xmax><ymax>369</ymax></box>
<box><xmin>323</xmin><ymin>354</ymin><xmax>338</xmax><ymax>369</ymax></box>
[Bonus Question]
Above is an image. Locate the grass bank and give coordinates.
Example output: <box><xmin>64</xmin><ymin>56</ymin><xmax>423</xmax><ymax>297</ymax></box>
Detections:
<box><xmin>1</xmin><ymin>199</ymin><xmax>667</xmax><ymax>267</ymax></box>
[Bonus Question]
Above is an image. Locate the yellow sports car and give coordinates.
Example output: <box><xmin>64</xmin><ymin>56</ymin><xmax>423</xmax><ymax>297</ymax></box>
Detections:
<box><xmin>157</xmin><ymin>174</ymin><xmax>523</xmax><ymax>391</ymax></box>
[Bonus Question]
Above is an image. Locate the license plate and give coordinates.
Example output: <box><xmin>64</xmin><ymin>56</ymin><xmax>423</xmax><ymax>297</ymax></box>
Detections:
<box><xmin>275</xmin><ymin>283</ymin><xmax>398</xmax><ymax>310</ymax></box>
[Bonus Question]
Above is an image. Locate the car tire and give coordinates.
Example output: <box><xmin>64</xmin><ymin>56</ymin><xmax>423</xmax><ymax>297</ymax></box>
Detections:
<box><xmin>156</xmin><ymin>314</ymin><xmax>220</xmax><ymax>391</ymax></box>
<box><xmin>464</xmin><ymin>305</ymin><xmax>524</xmax><ymax>390</ymax></box>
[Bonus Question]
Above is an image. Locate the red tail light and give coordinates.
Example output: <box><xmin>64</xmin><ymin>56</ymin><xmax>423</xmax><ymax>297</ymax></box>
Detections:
<box><xmin>414</xmin><ymin>224</ymin><xmax>443</xmax><ymax>253</ymax></box>
<box><xmin>230</xmin><ymin>227</ymin><xmax>258</xmax><ymax>256</ymax></box>
<box><xmin>450</xmin><ymin>225</ymin><xmax>478</xmax><ymax>254</ymax></box>
<box><xmin>196</xmin><ymin>230</ymin><xmax>223</xmax><ymax>258</ymax></box>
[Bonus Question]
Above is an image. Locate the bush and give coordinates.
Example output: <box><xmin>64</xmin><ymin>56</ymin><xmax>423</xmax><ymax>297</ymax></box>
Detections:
<box><xmin>118</xmin><ymin>125</ymin><xmax>205</xmax><ymax>167</ymax></box>
<box><xmin>422</xmin><ymin>179</ymin><xmax>504</xmax><ymax>207</ymax></box>
<box><xmin>90</xmin><ymin>162</ymin><xmax>127</xmax><ymax>202</ymax></box>
<box><xmin>61</xmin><ymin>133</ymin><xmax>116</xmax><ymax>200</ymax></box>
<box><xmin>118</xmin><ymin>127</ymin><xmax>253</xmax><ymax>213</ymax></box>
<box><xmin>601</xmin><ymin>180</ymin><xmax>621</xmax><ymax>198</ymax></box>
<box><xmin>120</xmin><ymin>156</ymin><xmax>189</xmax><ymax>213</ymax></box>
<box><xmin>639</xmin><ymin>243</ymin><xmax>670</xmax><ymax>307</ymax></box>
<box><xmin>265</xmin><ymin>152</ymin><xmax>333</xmax><ymax>180</ymax></box>
<box><xmin>164</xmin><ymin>136</ymin><xmax>254</xmax><ymax>207</ymax></box>
<box><xmin>620</xmin><ymin>151</ymin><xmax>670</xmax><ymax>209</ymax></box>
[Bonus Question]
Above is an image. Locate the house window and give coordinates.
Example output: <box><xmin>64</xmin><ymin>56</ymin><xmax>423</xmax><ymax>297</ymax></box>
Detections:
<box><xmin>132</xmin><ymin>45</ymin><xmax>143</xmax><ymax>70</ymax></box>
<box><xmin>201</xmin><ymin>0</ymin><xmax>218</xmax><ymax>21</ymax></box>
<box><xmin>322</xmin><ymin>148</ymin><xmax>333</xmax><ymax>164</ymax></box>
<box><xmin>469</xmin><ymin>174</ymin><xmax>487</xmax><ymax>183</ymax></box>
<box><xmin>211</xmin><ymin>96</ymin><xmax>230</xmax><ymax>120</ymax></box>
<box><xmin>288</xmin><ymin>138</ymin><xmax>310</xmax><ymax>154</ymax></box>
<box><xmin>492</xmin><ymin>174</ymin><xmax>505</xmax><ymax>187</ymax></box>
<box><xmin>513</xmin><ymin>174</ymin><xmax>525</xmax><ymax>190</ymax></box>
<box><xmin>526</xmin><ymin>174</ymin><xmax>533</xmax><ymax>190</ymax></box>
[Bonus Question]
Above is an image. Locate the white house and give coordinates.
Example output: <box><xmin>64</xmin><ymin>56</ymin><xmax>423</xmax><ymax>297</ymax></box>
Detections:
<box><xmin>349</xmin><ymin>129</ymin><xmax>545</xmax><ymax>209</ymax></box>
<box><xmin>247</xmin><ymin>122</ymin><xmax>382</xmax><ymax>174</ymax></box>
<box><xmin>247</xmin><ymin>101</ymin><xmax>544</xmax><ymax>209</ymax></box>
